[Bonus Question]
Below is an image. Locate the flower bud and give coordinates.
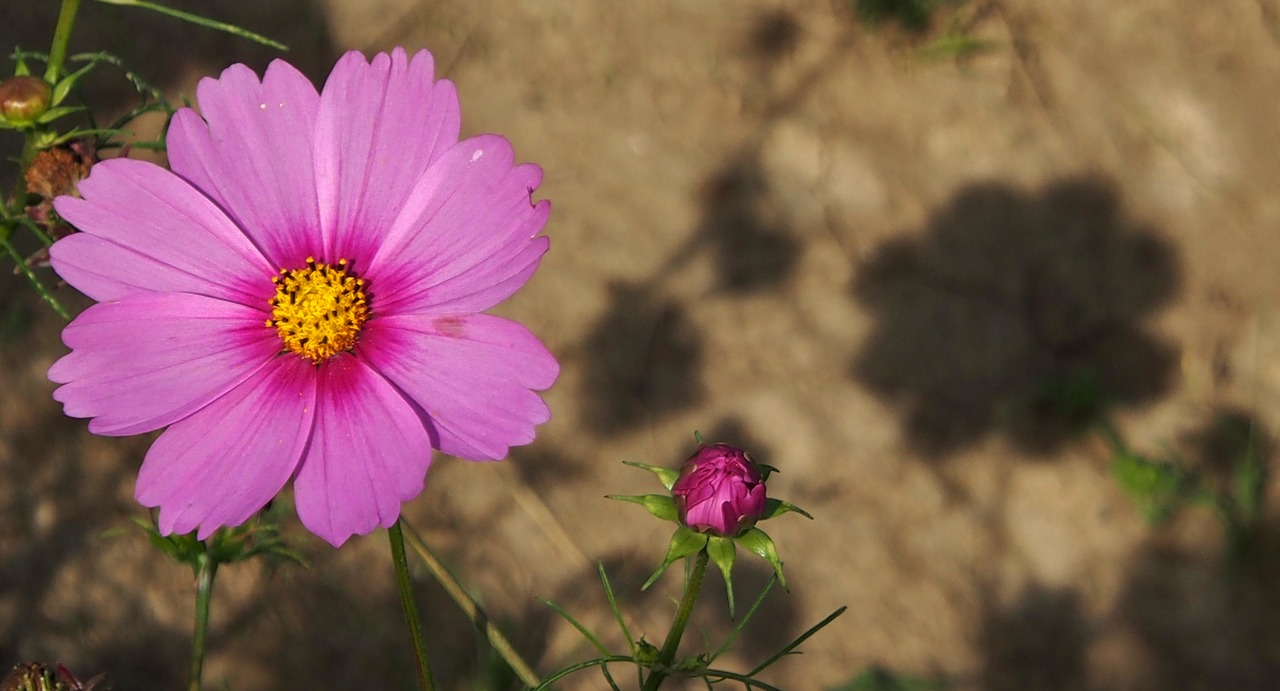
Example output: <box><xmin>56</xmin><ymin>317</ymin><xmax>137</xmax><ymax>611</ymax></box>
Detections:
<box><xmin>671</xmin><ymin>443</ymin><xmax>767</xmax><ymax>538</ymax></box>
<box><xmin>0</xmin><ymin>76</ymin><xmax>52</xmax><ymax>124</ymax></box>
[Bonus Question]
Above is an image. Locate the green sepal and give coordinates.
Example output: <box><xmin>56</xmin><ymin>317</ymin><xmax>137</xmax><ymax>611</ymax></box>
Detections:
<box><xmin>623</xmin><ymin>460</ymin><xmax>680</xmax><ymax>491</ymax></box>
<box><xmin>34</xmin><ymin>105</ymin><xmax>84</xmax><ymax>125</ymax></box>
<box><xmin>706</xmin><ymin>536</ymin><xmax>737</xmax><ymax>617</ymax></box>
<box><xmin>762</xmin><ymin>498</ymin><xmax>813</xmax><ymax>521</ymax></box>
<box><xmin>14</xmin><ymin>54</ymin><xmax>31</xmax><ymax>77</ymax></box>
<box><xmin>642</xmin><ymin>526</ymin><xmax>708</xmax><ymax>590</ymax></box>
<box><xmin>50</xmin><ymin>60</ymin><xmax>98</xmax><ymax>107</ymax></box>
<box><xmin>134</xmin><ymin>517</ymin><xmax>204</xmax><ymax>567</ymax></box>
<box><xmin>756</xmin><ymin>462</ymin><xmax>779</xmax><ymax>481</ymax></box>
<box><xmin>606</xmin><ymin>493</ymin><xmax>677</xmax><ymax>522</ymax></box>
<box><xmin>737</xmin><ymin>527</ymin><xmax>787</xmax><ymax>590</ymax></box>
<box><xmin>132</xmin><ymin>503</ymin><xmax>304</xmax><ymax>575</ymax></box>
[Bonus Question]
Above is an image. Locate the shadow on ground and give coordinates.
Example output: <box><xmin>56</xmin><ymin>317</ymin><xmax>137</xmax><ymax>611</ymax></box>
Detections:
<box><xmin>971</xmin><ymin>407</ymin><xmax>1280</xmax><ymax>691</ymax></box>
<box><xmin>850</xmin><ymin>175</ymin><xmax>1181</xmax><ymax>459</ymax></box>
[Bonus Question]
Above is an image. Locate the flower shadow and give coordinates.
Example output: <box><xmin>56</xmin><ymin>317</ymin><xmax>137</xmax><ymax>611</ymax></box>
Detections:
<box><xmin>849</xmin><ymin>174</ymin><xmax>1181</xmax><ymax>459</ymax></box>
<box><xmin>578</xmin><ymin>280</ymin><xmax>706</xmax><ymax>436</ymax></box>
<box><xmin>978</xmin><ymin>583</ymin><xmax>1091</xmax><ymax>691</ymax></box>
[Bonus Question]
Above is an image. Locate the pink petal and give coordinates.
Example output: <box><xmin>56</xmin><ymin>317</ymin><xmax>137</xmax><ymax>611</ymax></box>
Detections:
<box><xmin>293</xmin><ymin>354</ymin><xmax>433</xmax><ymax>547</ymax></box>
<box><xmin>49</xmin><ymin>293</ymin><xmax>278</xmax><ymax>436</ymax></box>
<box><xmin>314</xmin><ymin>48</ymin><xmax>461</xmax><ymax>262</ymax></box>
<box><xmin>136</xmin><ymin>355</ymin><xmax>317</xmax><ymax>539</ymax></box>
<box><xmin>366</xmin><ymin>135</ymin><xmax>550</xmax><ymax>316</ymax></box>
<box><xmin>358</xmin><ymin>313</ymin><xmax>558</xmax><ymax>461</ymax></box>
<box><xmin>166</xmin><ymin>60</ymin><xmax>322</xmax><ymax>268</ymax></box>
<box><xmin>51</xmin><ymin>159</ymin><xmax>274</xmax><ymax>304</ymax></box>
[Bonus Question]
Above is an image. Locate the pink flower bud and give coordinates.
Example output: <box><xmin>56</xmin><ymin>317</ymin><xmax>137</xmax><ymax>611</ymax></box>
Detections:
<box><xmin>671</xmin><ymin>443</ymin><xmax>767</xmax><ymax>538</ymax></box>
<box><xmin>0</xmin><ymin>76</ymin><xmax>52</xmax><ymax>124</ymax></box>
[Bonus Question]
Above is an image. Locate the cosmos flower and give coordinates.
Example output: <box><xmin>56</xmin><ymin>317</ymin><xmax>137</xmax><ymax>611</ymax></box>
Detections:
<box><xmin>47</xmin><ymin>48</ymin><xmax>557</xmax><ymax>546</ymax></box>
<box><xmin>671</xmin><ymin>444</ymin><xmax>767</xmax><ymax>538</ymax></box>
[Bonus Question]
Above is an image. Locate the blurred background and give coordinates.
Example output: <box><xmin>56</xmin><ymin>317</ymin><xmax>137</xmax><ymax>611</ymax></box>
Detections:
<box><xmin>4</xmin><ymin>0</ymin><xmax>1280</xmax><ymax>689</ymax></box>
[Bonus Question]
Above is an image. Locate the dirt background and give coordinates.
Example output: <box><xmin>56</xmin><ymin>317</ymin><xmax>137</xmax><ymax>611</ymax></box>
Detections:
<box><xmin>4</xmin><ymin>0</ymin><xmax>1280</xmax><ymax>689</ymax></box>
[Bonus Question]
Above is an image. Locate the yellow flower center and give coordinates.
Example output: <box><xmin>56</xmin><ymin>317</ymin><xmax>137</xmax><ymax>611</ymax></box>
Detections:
<box><xmin>267</xmin><ymin>257</ymin><xmax>370</xmax><ymax>363</ymax></box>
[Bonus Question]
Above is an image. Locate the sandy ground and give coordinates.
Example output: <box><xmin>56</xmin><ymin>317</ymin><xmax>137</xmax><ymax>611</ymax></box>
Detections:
<box><xmin>5</xmin><ymin>0</ymin><xmax>1280</xmax><ymax>689</ymax></box>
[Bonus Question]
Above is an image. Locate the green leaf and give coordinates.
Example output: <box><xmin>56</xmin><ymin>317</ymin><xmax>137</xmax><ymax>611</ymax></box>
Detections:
<box><xmin>642</xmin><ymin>527</ymin><xmax>708</xmax><ymax>590</ymax></box>
<box><xmin>748</xmin><ymin>605</ymin><xmax>847</xmax><ymax>677</ymax></box>
<box><xmin>737</xmin><ymin>527</ymin><xmax>787</xmax><ymax>590</ymax></box>
<box><xmin>1110</xmin><ymin>452</ymin><xmax>1193</xmax><ymax>524</ymax></box>
<box><xmin>706</xmin><ymin>536</ymin><xmax>737</xmax><ymax>617</ymax></box>
<box><xmin>94</xmin><ymin>0</ymin><xmax>289</xmax><ymax>51</ymax></box>
<box><xmin>540</xmin><ymin>597</ymin><xmax>610</xmax><ymax>655</ymax></box>
<box><xmin>606</xmin><ymin>493</ymin><xmax>677</xmax><ymax>522</ymax></box>
<box><xmin>708</xmin><ymin>574</ymin><xmax>776</xmax><ymax>663</ymax></box>
<box><xmin>597</xmin><ymin>561</ymin><xmax>636</xmax><ymax>654</ymax></box>
<box><xmin>622</xmin><ymin>460</ymin><xmax>680</xmax><ymax>490</ymax></box>
<box><xmin>762</xmin><ymin>498</ymin><xmax>813</xmax><ymax>521</ymax></box>
<box><xmin>50</xmin><ymin>60</ymin><xmax>98</xmax><ymax>106</ymax></box>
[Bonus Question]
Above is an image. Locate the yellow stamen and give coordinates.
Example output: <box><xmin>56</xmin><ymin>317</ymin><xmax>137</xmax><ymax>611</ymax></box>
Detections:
<box><xmin>267</xmin><ymin>257</ymin><xmax>370</xmax><ymax>363</ymax></box>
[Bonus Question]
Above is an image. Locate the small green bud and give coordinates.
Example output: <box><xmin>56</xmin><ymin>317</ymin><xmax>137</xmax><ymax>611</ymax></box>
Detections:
<box><xmin>0</xmin><ymin>76</ymin><xmax>53</xmax><ymax>124</ymax></box>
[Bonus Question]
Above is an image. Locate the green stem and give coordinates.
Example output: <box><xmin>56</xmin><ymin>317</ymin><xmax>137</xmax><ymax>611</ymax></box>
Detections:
<box><xmin>45</xmin><ymin>0</ymin><xmax>83</xmax><ymax>83</ymax></box>
<box><xmin>389</xmin><ymin>519</ymin><xmax>436</xmax><ymax>691</ymax></box>
<box><xmin>1</xmin><ymin>237</ymin><xmax>70</xmax><ymax>320</ymax></box>
<box><xmin>641</xmin><ymin>549</ymin><xmax>710</xmax><ymax>691</ymax></box>
<box><xmin>187</xmin><ymin>554</ymin><xmax>216</xmax><ymax>691</ymax></box>
<box><xmin>399</xmin><ymin>520</ymin><xmax>541</xmax><ymax>688</ymax></box>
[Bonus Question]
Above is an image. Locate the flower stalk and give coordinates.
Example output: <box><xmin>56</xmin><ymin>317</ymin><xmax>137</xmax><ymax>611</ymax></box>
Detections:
<box><xmin>400</xmin><ymin>520</ymin><xmax>541</xmax><ymax>688</ymax></box>
<box><xmin>389</xmin><ymin>519</ymin><xmax>436</xmax><ymax>691</ymax></box>
<box><xmin>187</xmin><ymin>553</ymin><xmax>216</xmax><ymax>691</ymax></box>
<box><xmin>46</xmin><ymin>0</ymin><xmax>83</xmax><ymax>84</ymax></box>
<box><xmin>642</xmin><ymin>548</ymin><xmax>710</xmax><ymax>691</ymax></box>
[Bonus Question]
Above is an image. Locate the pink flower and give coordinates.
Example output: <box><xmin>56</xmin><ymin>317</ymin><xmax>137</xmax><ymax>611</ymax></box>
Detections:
<box><xmin>671</xmin><ymin>444</ymin><xmax>767</xmax><ymax>538</ymax></box>
<box><xmin>47</xmin><ymin>49</ymin><xmax>557</xmax><ymax>547</ymax></box>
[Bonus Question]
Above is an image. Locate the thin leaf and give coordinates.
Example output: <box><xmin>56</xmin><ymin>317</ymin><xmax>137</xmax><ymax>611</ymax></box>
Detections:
<box><xmin>708</xmin><ymin>574</ymin><xmax>776</xmax><ymax>662</ymax></box>
<box><xmin>598</xmin><ymin>561</ymin><xmax>636</xmax><ymax>653</ymax></box>
<box><xmin>539</xmin><ymin>597</ymin><xmax>610</xmax><ymax>656</ymax></box>
<box><xmin>599</xmin><ymin>662</ymin><xmax>622</xmax><ymax>691</ymax></box>
<box><xmin>50</xmin><ymin>60</ymin><xmax>98</xmax><ymax>106</ymax></box>
<box><xmin>701</xmin><ymin>667</ymin><xmax>787</xmax><ymax>691</ymax></box>
<box><xmin>1</xmin><ymin>236</ymin><xmax>68</xmax><ymax>319</ymax></box>
<box><xmin>747</xmin><ymin>606</ymin><xmax>847</xmax><ymax>676</ymax></box>
<box><xmin>94</xmin><ymin>0</ymin><xmax>289</xmax><ymax>51</ymax></box>
<box><xmin>533</xmin><ymin>655</ymin><xmax>634</xmax><ymax>690</ymax></box>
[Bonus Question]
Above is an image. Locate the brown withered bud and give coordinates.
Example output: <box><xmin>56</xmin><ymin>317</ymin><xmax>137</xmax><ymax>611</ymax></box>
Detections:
<box><xmin>25</xmin><ymin>140</ymin><xmax>95</xmax><ymax>201</ymax></box>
